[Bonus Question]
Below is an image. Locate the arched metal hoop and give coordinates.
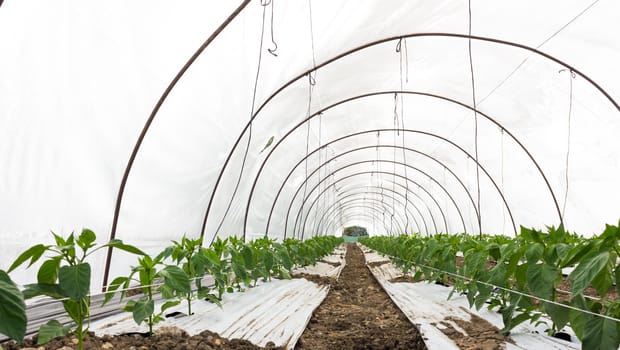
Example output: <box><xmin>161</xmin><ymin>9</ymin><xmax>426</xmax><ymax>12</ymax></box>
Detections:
<box><xmin>258</xmin><ymin>142</ymin><xmax>516</xmax><ymax>238</ymax></box>
<box><xmin>242</xmin><ymin>91</ymin><xmax>558</xmax><ymax>243</ymax></box>
<box><xmin>204</xmin><ymin>31</ymin><xmax>620</xmax><ymax>244</ymax></box>
<box><xmin>310</xmin><ymin>197</ymin><xmax>412</xmax><ymax>238</ymax></box>
<box><xmin>102</xmin><ymin>0</ymin><xmax>251</xmax><ymax>291</ymax></box>
<box><xmin>290</xmin><ymin>170</ymin><xmax>466</xmax><ymax>239</ymax></box>
<box><xmin>313</xmin><ymin>184</ymin><xmax>429</xmax><ymax>236</ymax></box>
<box><xmin>291</xmin><ymin>160</ymin><xmax>459</xmax><ymax>238</ymax></box>
<box><xmin>253</xmin><ymin>129</ymin><xmax>518</xmax><ymax>240</ymax></box>
<box><xmin>312</xmin><ymin>188</ymin><xmax>425</xmax><ymax>237</ymax></box>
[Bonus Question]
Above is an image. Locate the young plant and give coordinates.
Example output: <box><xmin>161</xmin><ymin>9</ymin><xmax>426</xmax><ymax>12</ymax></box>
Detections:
<box><xmin>0</xmin><ymin>269</ymin><xmax>26</xmax><ymax>343</ymax></box>
<box><xmin>7</xmin><ymin>229</ymin><xmax>145</xmax><ymax>350</ymax></box>
<box><xmin>104</xmin><ymin>250</ymin><xmax>190</xmax><ymax>335</ymax></box>
<box><xmin>164</xmin><ymin>235</ymin><xmax>212</xmax><ymax>315</ymax></box>
<box><xmin>202</xmin><ymin>237</ymin><xmax>233</xmax><ymax>300</ymax></box>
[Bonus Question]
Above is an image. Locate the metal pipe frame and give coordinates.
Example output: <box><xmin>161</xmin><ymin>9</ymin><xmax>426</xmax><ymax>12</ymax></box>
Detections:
<box><xmin>202</xmin><ymin>31</ymin><xmax>620</xmax><ymax>244</ymax></box>
<box><xmin>106</xmin><ymin>31</ymin><xmax>617</xmax><ymax>287</ymax></box>
<box><xmin>328</xmin><ymin>209</ymin><xmax>395</xmax><ymax>237</ymax></box>
<box><xmin>292</xmin><ymin>160</ymin><xmax>457</xmax><ymax>237</ymax></box>
<box><xmin>309</xmin><ymin>198</ymin><xmax>411</xmax><ymax>239</ymax></box>
<box><xmin>244</xmin><ymin>90</ymin><xmax>559</xmax><ymax>243</ymax></box>
<box><xmin>312</xmin><ymin>189</ymin><xmax>424</xmax><ymax>237</ymax></box>
<box><xmin>261</xmin><ymin>135</ymin><xmax>517</xmax><ymax>237</ymax></box>
<box><xmin>312</xmin><ymin>184</ymin><xmax>427</xmax><ymax>236</ymax></box>
<box><xmin>291</xmin><ymin>170</ymin><xmax>464</xmax><ymax>240</ymax></box>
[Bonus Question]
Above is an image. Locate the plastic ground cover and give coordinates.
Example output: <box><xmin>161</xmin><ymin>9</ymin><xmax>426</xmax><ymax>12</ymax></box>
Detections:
<box><xmin>89</xmin><ymin>248</ymin><xmax>346</xmax><ymax>349</ymax></box>
<box><xmin>362</xmin><ymin>247</ymin><xmax>581</xmax><ymax>350</ymax></box>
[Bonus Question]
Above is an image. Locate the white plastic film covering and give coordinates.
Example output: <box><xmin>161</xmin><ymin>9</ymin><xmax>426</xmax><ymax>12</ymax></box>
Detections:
<box><xmin>0</xmin><ymin>0</ymin><xmax>618</xmax><ymax>289</ymax></box>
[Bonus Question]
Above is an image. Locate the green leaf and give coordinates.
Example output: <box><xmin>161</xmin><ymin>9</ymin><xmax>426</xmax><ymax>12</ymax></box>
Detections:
<box><xmin>582</xmin><ymin>315</ymin><xmax>619</xmax><ymax>350</ymax></box>
<box><xmin>132</xmin><ymin>298</ymin><xmax>154</xmax><ymax>325</ymax></box>
<box><xmin>591</xmin><ymin>258</ymin><xmax>614</xmax><ymax>297</ymax></box>
<box><xmin>63</xmin><ymin>299</ymin><xmax>82</xmax><ymax>324</ymax></box>
<box><xmin>37</xmin><ymin>257</ymin><xmax>61</xmax><ymax>284</ymax></box>
<box><xmin>76</xmin><ymin>228</ymin><xmax>97</xmax><ymax>251</ymax></box>
<box><xmin>22</xmin><ymin>283</ymin><xmax>65</xmax><ymax>299</ymax></box>
<box><xmin>8</xmin><ymin>244</ymin><xmax>49</xmax><ymax>272</ymax></box>
<box><xmin>58</xmin><ymin>263</ymin><xmax>91</xmax><ymax>300</ymax></box>
<box><xmin>569</xmin><ymin>295</ymin><xmax>588</xmax><ymax>339</ymax></box>
<box><xmin>526</xmin><ymin>262</ymin><xmax>560</xmax><ymax>300</ymax></box>
<box><xmin>525</xmin><ymin>243</ymin><xmax>543</xmax><ymax>263</ymax></box>
<box><xmin>37</xmin><ymin>320</ymin><xmax>71</xmax><ymax>345</ymax></box>
<box><xmin>568</xmin><ymin>251</ymin><xmax>609</xmax><ymax>297</ymax></box>
<box><xmin>103</xmin><ymin>276</ymin><xmax>130</xmax><ymax>305</ymax></box>
<box><xmin>158</xmin><ymin>265</ymin><xmax>190</xmax><ymax>293</ymax></box>
<box><xmin>161</xmin><ymin>300</ymin><xmax>181</xmax><ymax>313</ymax></box>
<box><xmin>542</xmin><ymin>302</ymin><xmax>570</xmax><ymax>331</ymax></box>
<box><xmin>0</xmin><ymin>275</ymin><xmax>27</xmax><ymax>342</ymax></box>
<box><xmin>106</xmin><ymin>239</ymin><xmax>147</xmax><ymax>256</ymax></box>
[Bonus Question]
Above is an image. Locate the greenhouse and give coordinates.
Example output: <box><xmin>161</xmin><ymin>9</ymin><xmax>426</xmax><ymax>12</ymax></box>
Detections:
<box><xmin>1</xmin><ymin>0</ymin><xmax>619</xmax><ymax>349</ymax></box>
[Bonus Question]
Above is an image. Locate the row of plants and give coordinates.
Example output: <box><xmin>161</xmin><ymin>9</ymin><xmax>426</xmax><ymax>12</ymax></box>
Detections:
<box><xmin>0</xmin><ymin>229</ymin><xmax>343</xmax><ymax>350</ymax></box>
<box><xmin>360</xmin><ymin>222</ymin><xmax>620</xmax><ymax>350</ymax></box>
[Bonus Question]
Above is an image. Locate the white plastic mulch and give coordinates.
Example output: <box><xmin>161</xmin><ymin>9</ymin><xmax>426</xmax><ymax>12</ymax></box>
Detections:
<box><xmin>90</xmin><ymin>246</ymin><xmax>346</xmax><ymax>349</ymax></box>
<box><xmin>363</xmin><ymin>249</ymin><xmax>581</xmax><ymax>350</ymax></box>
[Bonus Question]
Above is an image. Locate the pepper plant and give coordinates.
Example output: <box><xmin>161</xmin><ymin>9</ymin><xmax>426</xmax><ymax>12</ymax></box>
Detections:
<box><xmin>163</xmin><ymin>235</ymin><xmax>216</xmax><ymax>315</ymax></box>
<box><xmin>0</xmin><ymin>269</ymin><xmax>26</xmax><ymax>343</ymax></box>
<box><xmin>7</xmin><ymin>229</ymin><xmax>145</xmax><ymax>350</ymax></box>
<box><xmin>104</xmin><ymin>249</ymin><xmax>191</xmax><ymax>335</ymax></box>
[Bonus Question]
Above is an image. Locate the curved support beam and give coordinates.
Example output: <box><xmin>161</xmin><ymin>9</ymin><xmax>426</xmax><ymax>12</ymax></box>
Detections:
<box><xmin>320</xmin><ymin>198</ymin><xmax>410</xmax><ymax>238</ymax></box>
<box><xmin>312</xmin><ymin>188</ymin><xmax>424</xmax><ymax>237</ymax></box>
<box><xmin>327</xmin><ymin>209</ymin><xmax>394</xmax><ymax>238</ymax></box>
<box><xmin>325</xmin><ymin>208</ymin><xmax>406</xmax><ymax>238</ymax></box>
<box><xmin>276</xmin><ymin>154</ymin><xmax>471</xmax><ymax>237</ymax></box>
<box><xmin>102</xmin><ymin>0</ymin><xmax>251</xmax><ymax>290</ymax></box>
<box><xmin>289</xmin><ymin>170</ymin><xmax>464</xmax><ymax>240</ymax></box>
<box><xmin>312</xmin><ymin>185</ymin><xmax>426</xmax><ymax>236</ymax></box>
<box><xmin>203</xmin><ymin>30</ymin><xmax>620</xmax><ymax>244</ymax></box>
<box><xmin>262</xmin><ymin>135</ymin><xmax>517</xmax><ymax>236</ymax></box>
<box><xmin>245</xmin><ymin>89</ymin><xmax>554</xmax><ymax>241</ymax></box>
<box><xmin>305</xmin><ymin>201</ymin><xmax>403</xmax><ymax>239</ymax></box>
<box><xmin>293</xmin><ymin>160</ymin><xmax>456</xmax><ymax>236</ymax></box>
<box><xmin>313</xmin><ymin>188</ymin><xmax>423</xmax><ymax>236</ymax></box>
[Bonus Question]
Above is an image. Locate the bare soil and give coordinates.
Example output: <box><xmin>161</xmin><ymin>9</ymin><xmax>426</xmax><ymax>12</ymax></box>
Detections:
<box><xmin>295</xmin><ymin>243</ymin><xmax>427</xmax><ymax>350</ymax></box>
<box><xmin>1</xmin><ymin>326</ymin><xmax>283</xmax><ymax>350</ymax></box>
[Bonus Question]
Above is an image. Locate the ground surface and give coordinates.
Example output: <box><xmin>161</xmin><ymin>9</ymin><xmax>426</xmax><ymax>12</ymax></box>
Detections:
<box><xmin>295</xmin><ymin>243</ymin><xmax>427</xmax><ymax>350</ymax></box>
<box><xmin>1</xmin><ymin>327</ymin><xmax>283</xmax><ymax>350</ymax></box>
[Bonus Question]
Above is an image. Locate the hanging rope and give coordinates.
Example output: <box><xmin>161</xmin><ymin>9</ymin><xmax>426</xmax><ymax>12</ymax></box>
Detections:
<box><xmin>267</xmin><ymin>0</ymin><xmax>278</xmax><ymax>56</ymax></box>
<box><xmin>560</xmin><ymin>69</ymin><xmax>576</xmax><ymax>220</ymax></box>
<box><xmin>397</xmin><ymin>39</ymin><xmax>411</xmax><ymax>234</ymax></box>
<box><xmin>299</xmin><ymin>73</ymin><xmax>315</xmax><ymax>239</ymax></box>
<box><xmin>214</xmin><ymin>1</ymin><xmax>269</xmax><ymax>240</ymax></box>
<box><xmin>501</xmin><ymin>128</ymin><xmax>506</xmax><ymax>236</ymax></box>
<box><xmin>468</xmin><ymin>0</ymin><xmax>482</xmax><ymax>237</ymax></box>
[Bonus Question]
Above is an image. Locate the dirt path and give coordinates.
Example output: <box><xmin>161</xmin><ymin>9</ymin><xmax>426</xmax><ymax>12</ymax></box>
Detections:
<box><xmin>295</xmin><ymin>243</ymin><xmax>427</xmax><ymax>350</ymax></box>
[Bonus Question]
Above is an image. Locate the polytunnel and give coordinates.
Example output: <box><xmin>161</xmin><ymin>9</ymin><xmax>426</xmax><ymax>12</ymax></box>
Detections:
<box><xmin>1</xmin><ymin>1</ymin><xmax>619</xmax><ymax>349</ymax></box>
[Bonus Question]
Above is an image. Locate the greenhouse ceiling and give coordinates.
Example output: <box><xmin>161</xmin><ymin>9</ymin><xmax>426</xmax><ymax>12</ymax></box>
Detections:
<box><xmin>0</xmin><ymin>0</ymin><xmax>618</xmax><ymax>289</ymax></box>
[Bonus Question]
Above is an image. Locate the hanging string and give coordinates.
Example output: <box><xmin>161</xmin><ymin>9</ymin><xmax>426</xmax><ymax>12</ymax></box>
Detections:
<box><xmin>560</xmin><ymin>69</ymin><xmax>576</xmax><ymax>221</ymax></box>
<box><xmin>396</xmin><ymin>38</ymin><xmax>409</xmax><ymax>83</ymax></box>
<box><xmin>397</xmin><ymin>39</ymin><xmax>411</xmax><ymax>234</ymax></box>
<box><xmin>312</xmin><ymin>112</ymin><xmax>324</xmax><ymax>233</ymax></box>
<box><xmin>267</xmin><ymin>0</ymin><xmax>278</xmax><ymax>56</ymax></box>
<box><xmin>214</xmin><ymin>1</ymin><xmax>269</xmax><ymax>239</ymax></box>
<box><xmin>299</xmin><ymin>73</ymin><xmax>315</xmax><ymax>239</ymax></box>
<box><xmin>468</xmin><ymin>0</ymin><xmax>482</xmax><ymax>237</ymax></box>
<box><xmin>501</xmin><ymin>129</ymin><xmax>506</xmax><ymax>236</ymax></box>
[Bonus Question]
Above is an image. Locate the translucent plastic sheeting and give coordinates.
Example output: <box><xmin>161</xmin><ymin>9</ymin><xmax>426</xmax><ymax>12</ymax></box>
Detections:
<box><xmin>0</xmin><ymin>0</ymin><xmax>619</xmax><ymax>290</ymax></box>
